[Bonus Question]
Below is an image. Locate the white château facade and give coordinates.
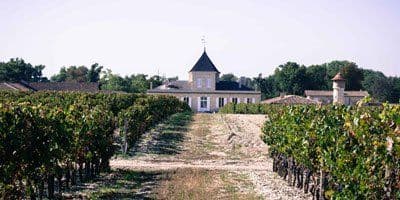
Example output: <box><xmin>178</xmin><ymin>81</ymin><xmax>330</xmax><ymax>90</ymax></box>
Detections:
<box><xmin>147</xmin><ymin>50</ymin><xmax>261</xmax><ymax>112</ymax></box>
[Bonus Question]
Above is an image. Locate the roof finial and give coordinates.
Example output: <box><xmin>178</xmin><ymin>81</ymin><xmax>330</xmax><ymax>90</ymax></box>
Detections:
<box><xmin>201</xmin><ymin>36</ymin><xmax>206</xmax><ymax>52</ymax></box>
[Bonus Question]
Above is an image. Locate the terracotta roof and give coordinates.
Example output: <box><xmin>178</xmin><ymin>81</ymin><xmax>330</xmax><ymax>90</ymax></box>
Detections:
<box><xmin>305</xmin><ymin>90</ymin><xmax>369</xmax><ymax>97</ymax></box>
<box><xmin>29</xmin><ymin>82</ymin><xmax>99</xmax><ymax>92</ymax></box>
<box><xmin>261</xmin><ymin>95</ymin><xmax>319</xmax><ymax>105</ymax></box>
<box><xmin>332</xmin><ymin>72</ymin><xmax>345</xmax><ymax>81</ymax></box>
<box><xmin>189</xmin><ymin>51</ymin><xmax>220</xmax><ymax>73</ymax></box>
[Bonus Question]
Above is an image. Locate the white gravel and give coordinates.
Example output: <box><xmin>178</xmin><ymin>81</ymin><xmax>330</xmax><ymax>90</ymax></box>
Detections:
<box><xmin>111</xmin><ymin>113</ymin><xmax>312</xmax><ymax>200</ymax></box>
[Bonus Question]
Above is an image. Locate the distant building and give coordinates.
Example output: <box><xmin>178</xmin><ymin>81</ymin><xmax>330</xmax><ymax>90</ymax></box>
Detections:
<box><xmin>0</xmin><ymin>81</ymin><xmax>100</xmax><ymax>92</ymax></box>
<box><xmin>0</xmin><ymin>82</ymin><xmax>32</xmax><ymax>91</ymax></box>
<box><xmin>305</xmin><ymin>72</ymin><xmax>368</xmax><ymax>105</ymax></box>
<box><xmin>29</xmin><ymin>82</ymin><xmax>99</xmax><ymax>92</ymax></box>
<box><xmin>262</xmin><ymin>93</ymin><xmax>319</xmax><ymax>105</ymax></box>
<box><xmin>147</xmin><ymin>50</ymin><xmax>261</xmax><ymax>112</ymax></box>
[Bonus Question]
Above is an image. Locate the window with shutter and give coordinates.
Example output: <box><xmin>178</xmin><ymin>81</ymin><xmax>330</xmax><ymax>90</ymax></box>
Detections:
<box><xmin>218</xmin><ymin>97</ymin><xmax>225</xmax><ymax>107</ymax></box>
<box><xmin>183</xmin><ymin>96</ymin><xmax>190</xmax><ymax>105</ymax></box>
<box><xmin>246</xmin><ymin>98</ymin><xmax>252</xmax><ymax>103</ymax></box>
<box><xmin>232</xmin><ymin>97</ymin><xmax>238</xmax><ymax>104</ymax></box>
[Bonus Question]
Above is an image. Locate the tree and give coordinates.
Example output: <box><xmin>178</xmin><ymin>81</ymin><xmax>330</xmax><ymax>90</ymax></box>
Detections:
<box><xmin>305</xmin><ymin>65</ymin><xmax>329</xmax><ymax>90</ymax></box>
<box><xmin>50</xmin><ymin>67</ymin><xmax>68</xmax><ymax>82</ymax></box>
<box><xmin>254</xmin><ymin>74</ymin><xmax>278</xmax><ymax>99</ymax></box>
<box><xmin>362</xmin><ymin>70</ymin><xmax>392</xmax><ymax>102</ymax></box>
<box><xmin>386</xmin><ymin>77</ymin><xmax>400</xmax><ymax>103</ymax></box>
<box><xmin>129</xmin><ymin>74</ymin><xmax>148</xmax><ymax>93</ymax></box>
<box><xmin>220</xmin><ymin>73</ymin><xmax>238</xmax><ymax>82</ymax></box>
<box><xmin>274</xmin><ymin>62</ymin><xmax>307</xmax><ymax>95</ymax></box>
<box><xmin>324</xmin><ymin>60</ymin><xmax>349</xmax><ymax>89</ymax></box>
<box><xmin>148</xmin><ymin>75</ymin><xmax>165</xmax><ymax>88</ymax></box>
<box><xmin>66</xmin><ymin>66</ymin><xmax>88</xmax><ymax>82</ymax></box>
<box><xmin>51</xmin><ymin>64</ymin><xmax>103</xmax><ymax>83</ymax></box>
<box><xmin>87</xmin><ymin>63</ymin><xmax>103</xmax><ymax>82</ymax></box>
<box><xmin>0</xmin><ymin>58</ymin><xmax>47</xmax><ymax>82</ymax></box>
<box><xmin>340</xmin><ymin>62</ymin><xmax>363</xmax><ymax>90</ymax></box>
<box><xmin>100</xmin><ymin>70</ymin><xmax>130</xmax><ymax>92</ymax></box>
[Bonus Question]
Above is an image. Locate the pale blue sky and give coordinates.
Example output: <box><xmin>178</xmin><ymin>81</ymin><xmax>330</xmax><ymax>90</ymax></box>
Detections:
<box><xmin>1</xmin><ymin>0</ymin><xmax>399</xmax><ymax>79</ymax></box>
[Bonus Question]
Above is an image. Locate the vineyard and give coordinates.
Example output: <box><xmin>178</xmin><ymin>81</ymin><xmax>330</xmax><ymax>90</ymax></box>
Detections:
<box><xmin>220</xmin><ymin>101</ymin><xmax>400</xmax><ymax>199</ymax></box>
<box><xmin>1</xmin><ymin>92</ymin><xmax>399</xmax><ymax>199</ymax></box>
<box><xmin>0</xmin><ymin>91</ymin><xmax>190</xmax><ymax>199</ymax></box>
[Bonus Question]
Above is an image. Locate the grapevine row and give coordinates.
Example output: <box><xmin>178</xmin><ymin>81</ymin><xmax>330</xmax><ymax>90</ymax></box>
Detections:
<box><xmin>0</xmin><ymin>91</ymin><xmax>190</xmax><ymax>199</ymax></box>
<box><xmin>219</xmin><ymin>102</ymin><xmax>400</xmax><ymax>199</ymax></box>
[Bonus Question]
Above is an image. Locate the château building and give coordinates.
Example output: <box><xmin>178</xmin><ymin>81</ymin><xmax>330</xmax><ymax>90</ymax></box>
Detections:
<box><xmin>147</xmin><ymin>50</ymin><xmax>261</xmax><ymax>112</ymax></box>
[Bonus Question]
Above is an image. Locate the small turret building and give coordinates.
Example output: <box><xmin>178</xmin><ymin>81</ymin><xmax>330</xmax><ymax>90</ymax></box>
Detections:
<box><xmin>147</xmin><ymin>50</ymin><xmax>261</xmax><ymax>112</ymax></box>
<box><xmin>305</xmin><ymin>72</ymin><xmax>369</xmax><ymax>105</ymax></box>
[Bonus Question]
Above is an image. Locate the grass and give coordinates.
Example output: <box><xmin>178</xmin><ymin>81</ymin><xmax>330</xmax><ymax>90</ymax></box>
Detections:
<box><xmin>154</xmin><ymin>169</ymin><xmax>262</xmax><ymax>200</ymax></box>
<box><xmin>62</xmin><ymin>170</ymin><xmax>162</xmax><ymax>199</ymax></box>
<box><xmin>67</xmin><ymin>169</ymin><xmax>262</xmax><ymax>200</ymax></box>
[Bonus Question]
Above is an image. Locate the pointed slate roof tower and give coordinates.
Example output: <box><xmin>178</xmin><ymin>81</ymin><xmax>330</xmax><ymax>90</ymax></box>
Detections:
<box><xmin>189</xmin><ymin>51</ymin><xmax>220</xmax><ymax>73</ymax></box>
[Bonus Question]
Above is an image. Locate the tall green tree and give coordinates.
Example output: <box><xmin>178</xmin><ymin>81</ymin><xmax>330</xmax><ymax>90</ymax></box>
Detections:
<box><xmin>100</xmin><ymin>70</ymin><xmax>130</xmax><ymax>92</ymax></box>
<box><xmin>128</xmin><ymin>74</ymin><xmax>148</xmax><ymax>93</ymax></box>
<box><xmin>87</xmin><ymin>63</ymin><xmax>103</xmax><ymax>82</ymax></box>
<box><xmin>362</xmin><ymin>70</ymin><xmax>391</xmax><ymax>102</ymax></box>
<box><xmin>305</xmin><ymin>65</ymin><xmax>329</xmax><ymax>90</ymax></box>
<box><xmin>274</xmin><ymin>62</ymin><xmax>307</xmax><ymax>95</ymax></box>
<box><xmin>340</xmin><ymin>62</ymin><xmax>363</xmax><ymax>90</ymax></box>
<box><xmin>0</xmin><ymin>58</ymin><xmax>47</xmax><ymax>82</ymax></box>
<box><xmin>51</xmin><ymin>64</ymin><xmax>102</xmax><ymax>82</ymax></box>
<box><xmin>148</xmin><ymin>75</ymin><xmax>165</xmax><ymax>88</ymax></box>
<box><xmin>254</xmin><ymin>74</ymin><xmax>278</xmax><ymax>99</ymax></box>
<box><xmin>220</xmin><ymin>73</ymin><xmax>238</xmax><ymax>82</ymax></box>
<box><xmin>50</xmin><ymin>67</ymin><xmax>68</xmax><ymax>82</ymax></box>
<box><xmin>387</xmin><ymin>77</ymin><xmax>400</xmax><ymax>103</ymax></box>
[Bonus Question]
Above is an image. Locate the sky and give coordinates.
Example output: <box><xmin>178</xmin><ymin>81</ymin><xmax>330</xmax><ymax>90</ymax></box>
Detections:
<box><xmin>1</xmin><ymin>0</ymin><xmax>399</xmax><ymax>80</ymax></box>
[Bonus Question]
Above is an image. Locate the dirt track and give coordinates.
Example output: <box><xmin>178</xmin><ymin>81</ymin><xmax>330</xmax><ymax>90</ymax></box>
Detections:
<box><xmin>111</xmin><ymin>114</ymin><xmax>311</xmax><ymax>199</ymax></box>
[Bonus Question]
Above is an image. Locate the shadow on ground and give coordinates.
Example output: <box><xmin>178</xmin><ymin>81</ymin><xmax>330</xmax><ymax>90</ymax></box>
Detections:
<box><xmin>65</xmin><ymin>169</ymin><xmax>167</xmax><ymax>199</ymax></box>
<box><xmin>128</xmin><ymin>111</ymin><xmax>193</xmax><ymax>156</ymax></box>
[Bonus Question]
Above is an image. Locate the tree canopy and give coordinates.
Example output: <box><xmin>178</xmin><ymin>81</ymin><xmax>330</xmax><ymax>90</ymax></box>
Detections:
<box><xmin>254</xmin><ymin>60</ymin><xmax>399</xmax><ymax>103</ymax></box>
<box><xmin>0</xmin><ymin>57</ymin><xmax>399</xmax><ymax>102</ymax></box>
<box><xmin>51</xmin><ymin>63</ymin><xmax>103</xmax><ymax>83</ymax></box>
<box><xmin>220</xmin><ymin>73</ymin><xmax>238</xmax><ymax>82</ymax></box>
<box><xmin>0</xmin><ymin>58</ymin><xmax>47</xmax><ymax>82</ymax></box>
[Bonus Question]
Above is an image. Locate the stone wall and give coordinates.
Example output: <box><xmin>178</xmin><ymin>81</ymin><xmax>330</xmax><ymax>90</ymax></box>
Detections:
<box><xmin>308</xmin><ymin>95</ymin><xmax>364</xmax><ymax>106</ymax></box>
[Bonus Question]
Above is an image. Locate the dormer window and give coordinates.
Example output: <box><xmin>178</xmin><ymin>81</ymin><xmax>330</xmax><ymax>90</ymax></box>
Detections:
<box><xmin>197</xmin><ymin>78</ymin><xmax>202</xmax><ymax>88</ymax></box>
<box><xmin>206</xmin><ymin>78</ymin><xmax>211</xmax><ymax>88</ymax></box>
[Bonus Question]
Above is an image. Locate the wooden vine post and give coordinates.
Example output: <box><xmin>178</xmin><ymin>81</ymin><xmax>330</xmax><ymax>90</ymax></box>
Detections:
<box><xmin>122</xmin><ymin>118</ymin><xmax>129</xmax><ymax>154</ymax></box>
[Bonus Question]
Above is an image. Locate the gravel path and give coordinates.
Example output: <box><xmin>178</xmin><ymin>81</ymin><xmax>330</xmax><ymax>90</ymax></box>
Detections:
<box><xmin>111</xmin><ymin>113</ymin><xmax>312</xmax><ymax>200</ymax></box>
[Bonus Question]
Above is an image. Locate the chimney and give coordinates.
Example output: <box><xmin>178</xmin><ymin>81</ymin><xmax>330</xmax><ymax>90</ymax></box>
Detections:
<box><xmin>280</xmin><ymin>92</ymin><xmax>286</xmax><ymax>98</ymax></box>
<box><xmin>150</xmin><ymin>82</ymin><xmax>153</xmax><ymax>90</ymax></box>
